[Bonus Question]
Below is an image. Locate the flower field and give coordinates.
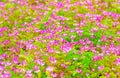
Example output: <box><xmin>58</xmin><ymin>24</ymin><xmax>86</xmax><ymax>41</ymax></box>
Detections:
<box><xmin>0</xmin><ymin>0</ymin><xmax>120</xmax><ymax>78</ymax></box>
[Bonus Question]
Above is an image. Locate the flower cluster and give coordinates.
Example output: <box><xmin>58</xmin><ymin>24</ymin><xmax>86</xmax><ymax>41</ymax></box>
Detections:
<box><xmin>0</xmin><ymin>0</ymin><xmax>120</xmax><ymax>78</ymax></box>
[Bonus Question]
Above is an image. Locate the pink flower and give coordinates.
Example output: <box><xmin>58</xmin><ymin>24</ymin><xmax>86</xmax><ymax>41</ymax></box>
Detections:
<box><xmin>51</xmin><ymin>72</ymin><xmax>57</xmax><ymax>77</ymax></box>
<box><xmin>61</xmin><ymin>43</ymin><xmax>72</xmax><ymax>53</ymax></box>
<box><xmin>26</xmin><ymin>70</ymin><xmax>32</xmax><ymax>78</ymax></box>
<box><xmin>105</xmin><ymin>73</ymin><xmax>110</xmax><ymax>78</ymax></box>
<box><xmin>117</xmin><ymin>31</ymin><xmax>120</xmax><ymax>35</ymax></box>
<box><xmin>49</xmin><ymin>57</ymin><xmax>57</xmax><ymax>64</ymax></box>
<box><xmin>0</xmin><ymin>2</ymin><xmax>5</xmax><ymax>7</ymax></box>
<box><xmin>34</xmin><ymin>66</ymin><xmax>40</xmax><ymax>73</ymax></box>
<box><xmin>92</xmin><ymin>55</ymin><xmax>103</xmax><ymax>61</ymax></box>
<box><xmin>3</xmin><ymin>40</ymin><xmax>10</xmax><ymax>45</ymax></box>
<box><xmin>0</xmin><ymin>66</ymin><xmax>5</xmax><ymax>71</ymax></box>
<box><xmin>57</xmin><ymin>2</ymin><xmax>64</xmax><ymax>8</ymax></box>
<box><xmin>26</xmin><ymin>44</ymin><xmax>37</xmax><ymax>50</ymax></box>
<box><xmin>35</xmin><ymin>59</ymin><xmax>45</xmax><ymax>66</ymax></box>
<box><xmin>91</xmin><ymin>28</ymin><xmax>98</xmax><ymax>33</ymax></box>
<box><xmin>12</xmin><ymin>56</ymin><xmax>19</xmax><ymax>64</ymax></box>
<box><xmin>46</xmin><ymin>66</ymin><xmax>54</xmax><ymax>72</ymax></box>
<box><xmin>116</xmin><ymin>58</ymin><xmax>120</xmax><ymax>65</ymax></box>
<box><xmin>46</xmin><ymin>46</ymin><xmax>54</xmax><ymax>53</ymax></box>
<box><xmin>76</xmin><ymin>69</ymin><xmax>82</xmax><ymax>74</ymax></box>
<box><xmin>98</xmin><ymin>66</ymin><xmax>104</xmax><ymax>71</ymax></box>
<box><xmin>61</xmin><ymin>63</ymin><xmax>67</xmax><ymax>68</ymax></box>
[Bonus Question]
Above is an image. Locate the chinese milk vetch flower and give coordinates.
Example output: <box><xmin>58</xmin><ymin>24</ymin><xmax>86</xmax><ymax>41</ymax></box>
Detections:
<box><xmin>49</xmin><ymin>57</ymin><xmax>57</xmax><ymax>64</ymax></box>
<box><xmin>57</xmin><ymin>2</ymin><xmax>64</xmax><ymax>8</ymax></box>
<box><xmin>116</xmin><ymin>58</ymin><xmax>120</xmax><ymax>65</ymax></box>
<box><xmin>60</xmin><ymin>42</ymin><xmax>73</xmax><ymax>53</ymax></box>
<box><xmin>46</xmin><ymin>66</ymin><xmax>54</xmax><ymax>72</ymax></box>
<box><xmin>98</xmin><ymin>66</ymin><xmax>104</xmax><ymax>71</ymax></box>
<box><xmin>0</xmin><ymin>2</ymin><xmax>5</xmax><ymax>7</ymax></box>
<box><xmin>46</xmin><ymin>45</ymin><xmax>54</xmax><ymax>53</ymax></box>
<box><xmin>92</xmin><ymin>55</ymin><xmax>103</xmax><ymax>61</ymax></box>
<box><xmin>35</xmin><ymin>59</ymin><xmax>45</xmax><ymax>66</ymax></box>
<box><xmin>3</xmin><ymin>40</ymin><xmax>10</xmax><ymax>45</ymax></box>
<box><xmin>12</xmin><ymin>56</ymin><xmax>19</xmax><ymax>64</ymax></box>
<box><xmin>76</xmin><ymin>69</ymin><xmax>82</xmax><ymax>74</ymax></box>
<box><xmin>51</xmin><ymin>72</ymin><xmax>57</xmax><ymax>77</ymax></box>
<box><xmin>26</xmin><ymin>70</ymin><xmax>32</xmax><ymax>78</ymax></box>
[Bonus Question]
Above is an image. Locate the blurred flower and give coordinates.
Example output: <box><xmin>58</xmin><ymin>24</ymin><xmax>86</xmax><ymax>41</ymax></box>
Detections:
<box><xmin>3</xmin><ymin>40</ymin><xmax>10</xmax><ymax>45</ymax></box>
<box><xmin>76</xmin><ymin>69</ymin><xmax>82</xmax><ymax>74</ymax></box>
<box><xmin>46</xmin><ymin>66</ymin><xmax>54</xmax><ymax>72</ymax></box>
<box><xmin>116</xmin><ymin>58</ymin><xmax>120</xmax><ymax>65</ymax></box>
<box><xmin>61</xmin><ymin>43</ymin><xmax>72</xmax><ymax>53</ymax></box>
<box><xmin>98</xmin><ymin>66</ymin><xmax>104</xmax><ymax>71</ymax></box>
<box><xmin>93</xmin><ymin>55</ymin><xmax>103</xmax><ymax>61</ymax></box>
<box><xmin>49</xmin><ymin>57</ymin><xmax>57</xmax><ymax>64</ymax></box>
<box><xmin>51</xmin><ymin>72</ymin><xmax>57</xmax><ymax>77</ymax></box>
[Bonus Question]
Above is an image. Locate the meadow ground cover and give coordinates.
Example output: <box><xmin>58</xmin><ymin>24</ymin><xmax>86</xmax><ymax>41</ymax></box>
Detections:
<box><xmin>0</xmin><ymin>0</ymin><xmax>120</xmax><ymax>78</ymax></box>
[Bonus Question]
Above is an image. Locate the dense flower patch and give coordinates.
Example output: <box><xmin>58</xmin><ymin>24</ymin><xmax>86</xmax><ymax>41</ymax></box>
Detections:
<box><xmin>0</xmin><ymin>0</ymin><xmax>120</xmax><ymax>78</ymax></box>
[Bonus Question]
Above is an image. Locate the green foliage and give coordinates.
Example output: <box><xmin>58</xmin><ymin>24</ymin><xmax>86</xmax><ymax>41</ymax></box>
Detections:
<box><xmin>92</xmin><ymin>30</ymin><xmax>102</xmax><ymax>45</ymax></box>
<box><xmin>65</xmin><ymin>19</ymin><xmax>74</xmax><ymax>29</ymax></box>
<box><xmin>57</xmin><ymin>9</ymin><xmax>64</xmax><ymax>16</ymax></box>
<box><xmin>27</xmin><ymin>17</ymin><xmax>32</xmax><ymax>23</ymax></box>
<box><xmin>41</xmin><ymin>72</ymin><xmax>47</xmax><ymax>78</ymax></box>
<box><xmin>0</xmin><ymin>47</ymin><xmax>3</xmax><ymax>54</ymax></box>
<box><xmin>81</xmin><ymin>23</ymin><xmax>91</xmax><ymax>39</ymax></box>
<box><xmin>20</xmin><ymin>49</ymin><xmax>25</xmax><ymax>55</ymax></box>
<box><xmin>28</xmin><ymin>62</ymin><xmax>35</xmax><ymax>69</ymax></box>
<box><xmin>104</xmin><ymin>0</ymin><xmax>113</xmax><ymax>2</ymax></box>
<box><xmin>42</xmin><ymin>10</ymin><xmax>52</xmax><ymax>22</ymax></box>
<box><xmin>5</xmin><ymin>3</ymin><xmax>16</xmax><ymax>9</ymax></box>
<box><xmin>11</xmin><ymin>71</ymin><xmax>24</xmax><ymax>78</ymax></box>
<box><xmin>64</xmin><ymin>31</ymin><xmax>80</xmax><ymax>42</ymax></box>
<box><xmin>66</xmin><ymin>65</ymin><xmax>76</xmax><ymax>71</ymax></box>
<box><xmin>81</xmin><ymin>52</ymin><xmax>94</xmax><ymax>76</ymax></box>
<box><xmin>64</xmin><ymin>36</ymin><xmax>71</xmax><ymax>42</ymax></box>
<box><xmin>39</xmin><ymin>23</ymin><xmax>45</xmax><ymax>30</ymax></box>
<box><xmin>101</xmin><ymin>18</ymin><xmax>113</xmax><ymax>27</ymax></box>
<box><xmin>64</xmin><ymin>51</ymin><xmax>81</xmax><ymax>60</ymax></box>
<box><xmin>77</xmin><ymin>6</ymin><xmax>90</xmax><ymax>14</ymax></box>
<box><xmin>116</xmin><ymin>6</ymin><xmax>120</xmax><ymax>14</ymax></box>
<box><xmin>110</xmin><ymin>72</ymin><xmax>117</xmax><ymax>78</ymax></box>
<box><xmin>19</xmin><ymin>55</ymin><xmax>33</xmax><ymax>63</ymax></box>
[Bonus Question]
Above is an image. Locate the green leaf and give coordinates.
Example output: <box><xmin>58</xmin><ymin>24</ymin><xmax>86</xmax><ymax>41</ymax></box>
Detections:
<box><xmin>64</xmin><ymin>36</ymin><xmax>71</xmax><ymax>42</ymax></box>
<box><xmin>82</xmin><ymin>52</ymin><xmax>93</xmax><ymax>68</ymax></box>
<box><xmin>41</xmin><ymin>73</ymin><xmax>47</xmax><ymax>78</ymax></box>
<box><xmin>82</xmin><ymin>58</ymin><xmax>91</xmax><ymax>68</ymax></box>
<box><xmin>20</xmin><ymin>49</ymin><xmax>25</xmax><ymax>55</ymax></box>
<box><xmin>27</xmin><ymin>17</ymin><xmax>32</xmax><ymax>22</ymax></box>
<box><xmin>39</xmin><ymin>23</ymin><xmax>45</xmax><ymax>30</ymax></box>
<box><xmin>0</xmin><ymin>47</ymin><xmax>3</xmax><ymax>54</ymax></box>
<box><xmin>11</xmin><ymin>71</ymin><xmax>17</xmax><ymax>78</ymax></box>
<box><xmin>101</xmin><ymin>18</ymin><xmax>113</xmax><ymax>27</ymax></box>
<box><xmin>28</xmin><ymin>62</ymin><xmax>35</xmax><ymax>69</ymax></box>
<box><xmin>58</xmin><ymin>9</ymin><xmax>64</xmax><ymax>16</ymax></box>
<box><xmin>64</xmin><ymin>51</ymin><xmax>81</xmax><ymax>60</ymax></box>
<box><xmin>66</xmin><ymin>65</ymin><xmax>76</xmax><ymax>71</ymax></box>
<box><xmin>72</xmin><ymin>71</ymin><xmax>78</xmax><ymax>76</ymax></box>
<box><xmin>42</xmin><ymin>11</ymin><xmax>52</xmax><ymax>22</ymax></box>
<box><xmin>37</xmin><ymin>71</ymin><xmax>41</xmax><ymax>78</ymax></box>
